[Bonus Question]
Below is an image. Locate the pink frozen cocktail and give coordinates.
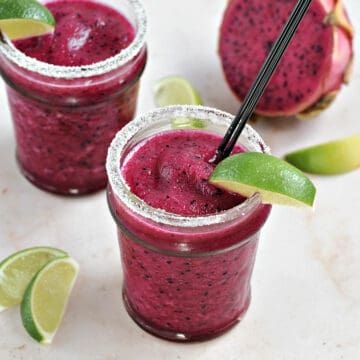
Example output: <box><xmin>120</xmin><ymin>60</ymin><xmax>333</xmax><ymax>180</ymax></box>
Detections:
<box><xmin>107</xmin><ymin>106</ymin><xmax>271</xmax><ymax>341</ymax></box>
<box><xmin>0</xmin><ymin>0</ymin><xmax>147</xmax><ymax>194</ymax></box>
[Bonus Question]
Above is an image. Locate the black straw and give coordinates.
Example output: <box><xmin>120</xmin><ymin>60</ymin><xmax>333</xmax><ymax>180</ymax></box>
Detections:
<box><xmin>211</xmin><ymin>0</ymin><xmax>312</xmax><ymax>163</ymax></box>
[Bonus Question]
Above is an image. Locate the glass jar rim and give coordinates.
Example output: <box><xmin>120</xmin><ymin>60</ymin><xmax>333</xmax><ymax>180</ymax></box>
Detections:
<box><xmin>106</xmin><ymin>105</ymin><xmax>271</xmax><ymax>228</ymax></box>
<box><xmin>0</xmin><ymin>0</ymin><xmax>147</xmax><ymax>79</ymax></box>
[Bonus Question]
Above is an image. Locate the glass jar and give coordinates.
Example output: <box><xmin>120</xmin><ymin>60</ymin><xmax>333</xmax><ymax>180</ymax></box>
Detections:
<box><xmin>0</xmin><ymin>0</ymin><xmax>147</xmax><ymax>195</ymax></box>
<box><xmin>106</xmin><ymin>105</ymin><xmax>272</xmax><ymax>341</ymax></box>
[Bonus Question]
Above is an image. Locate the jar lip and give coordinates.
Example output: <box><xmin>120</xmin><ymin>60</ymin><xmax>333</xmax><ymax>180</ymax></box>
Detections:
<box><xmin>106</xmin><ymin>105</ymin><xmax>271</xmax><ymax>227</ymax></box>
<box><xmin>0</xmin><ymin>0</ymin><xmax>147</xmax><ymax>79</ymax></box>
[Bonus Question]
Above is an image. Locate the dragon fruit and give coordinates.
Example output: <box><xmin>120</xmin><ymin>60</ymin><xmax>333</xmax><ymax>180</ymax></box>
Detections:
<box><xmin>219</xmin><ymin>0</ymin><xmax>354</xmax><ymax>118</ymax></box>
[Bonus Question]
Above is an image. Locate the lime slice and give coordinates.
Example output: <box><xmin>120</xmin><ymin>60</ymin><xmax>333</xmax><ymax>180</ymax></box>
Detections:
<box><xmin>21</xmin><ymin>256</ymin><xmax>79</xmax><ymax>344</ymax></box>
<box><xmin>209</xmin><ymin>152</ymin><xmax>316</xmax><ymax>207</ymax></box>
<box><xmin>0</xmin><ymin>246</ymin><xmax>67</xmax><ymax>312</ymax></box>
<box><xmin>285</xmin><ymin>134</ymin><xmax>360</xmax><ymax>175</ymax></box>
<box><xmin>0</xmin><ymin>0</ymin><xmax>55</xmax><ymax>40</ymax></box>
<box><xmin>154</xmin><ymin>76</ymin><xmax>205</xmax><ymax>129</ymax></box>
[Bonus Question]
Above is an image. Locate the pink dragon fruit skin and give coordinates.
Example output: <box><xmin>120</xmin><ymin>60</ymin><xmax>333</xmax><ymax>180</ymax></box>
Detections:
<box><xmin>219</xmin><ymin>0</ymin><xmax>353</xmax><ymax>118</ymax></box>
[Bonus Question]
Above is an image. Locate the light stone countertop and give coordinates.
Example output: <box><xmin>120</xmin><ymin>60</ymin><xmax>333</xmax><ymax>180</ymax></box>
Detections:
<box><xmin>1</xmin><ymin>0</ymin><xmax>359</xmax><ymax>359</ymax></box>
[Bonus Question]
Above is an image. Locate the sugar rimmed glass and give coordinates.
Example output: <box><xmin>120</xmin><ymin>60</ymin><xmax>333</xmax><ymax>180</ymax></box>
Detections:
<box><xmin>0</xmin><ymin>0</ymin><xmax>147</xmax><ymax>195</ymax></box>
<box><xmin>106</xmin><ymin>105</ymin><xmax>272</xmax><ymax>341</ymax></box>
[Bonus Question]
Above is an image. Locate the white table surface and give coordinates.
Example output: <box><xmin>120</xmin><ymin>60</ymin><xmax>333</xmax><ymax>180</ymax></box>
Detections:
<box><xmin>1</xmin><ymin>0</ymin><xmax>359</xmax><ymax>359</ymax></box>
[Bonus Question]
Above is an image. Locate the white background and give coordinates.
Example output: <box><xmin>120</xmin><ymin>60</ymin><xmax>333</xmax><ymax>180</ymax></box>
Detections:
<box><xmin>1</xmin><ymin>0</ymin><xmax>359</xmax><ymax>359</ymax></box>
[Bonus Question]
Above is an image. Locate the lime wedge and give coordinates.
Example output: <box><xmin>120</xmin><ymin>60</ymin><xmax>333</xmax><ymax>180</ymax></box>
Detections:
<box><xmin>21</xmin><ymin>256</ymin><xmax>79</xmax><ymax>344</ymax></box>
<box><xmin>154</xmin><ymin>76</ymin><xmax>203</xmax><ymax>107</ymax></box>
<box><xmin>170</xmin><ymin>117</ymin><xmax>205</xmax><ymax>129</ymax></box>
<box><xmin>209</xmin><ymin>152</ymin><xmax>316</xmax><ymax>207</ymax></box>
<box><xmin>0</xmin><ymin>0</ymin><xmax>55</xmax><ymax>40</ymax></box>
<box><xmin>0</xmin><ymin>247</ymin><xmax>67</xmax><ymax>312</ymax></box>
<box><xmin>154</xmin><ymin>76</ymin><xmax>204</xmax><ymax>129</ymax></box>
<box><xmin>285</xmin><ymin>134</ymin><xmax>360</xmax><ymax>175</ymax></box>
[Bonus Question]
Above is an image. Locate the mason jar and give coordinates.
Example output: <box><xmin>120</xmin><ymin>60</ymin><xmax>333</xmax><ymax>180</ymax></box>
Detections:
<box><xmin>0</xmin><ymin>0</ymin><xmax>147</xmax><ymax>195</ymax></box>
<box><xmin>106</xmin><ymin>105</ymin><xmax>272</xmax><ymax>341</ymax></box>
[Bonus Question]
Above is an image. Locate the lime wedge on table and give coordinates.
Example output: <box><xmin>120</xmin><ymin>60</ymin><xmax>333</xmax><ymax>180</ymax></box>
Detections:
<box><xmin>154</xmin><ymin>76</ymin><xmax>203</xmax><ymax>107</ymax></box>
<box><xmin>21</xmin><ymin>256</ymin><xmax>79</xmax><ymax>344</ymax></box>
<box><xmin>285</xmin><ymin>134</ymin><xmax>360</xmax><ymax>175</ymax></box>
<box><xmin>0</xmin><ymin>246</ymin><xmax>67</xmax><ymax>312</ymax></box>
<box><xmin>154</xmin><ymin>76</ymin><xmax>204</xmax><ymax>129</ymax></box>
<box><xmin>209</xmin><ymin>152</ymin><xmax>316</xmax><ymax>207</ymax></box>
<box><xmin>0</xmin><ymin>0</ymin><xmax>55</xmax><ymax>40</ymax></box>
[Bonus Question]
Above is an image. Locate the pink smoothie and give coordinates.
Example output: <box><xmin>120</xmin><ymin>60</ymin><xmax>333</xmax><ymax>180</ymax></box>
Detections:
<box><xmin>108</xmin><ymin>129</ymin><xmax>271</xmax><ymax>340</ymax></box>
<box><xmin>122</xmin><ymin>130</ymin><xmax>246</xmax><ymax>215</ymax></box>
<box><xmin>0</xmin><ymin>0</ymin><xmax>146</xmax><ymax>194</ymax></box>
<box><xmin>15</xmin><ymin>1</ymin><xmax>135</xmax><ymax>66</ymax></box>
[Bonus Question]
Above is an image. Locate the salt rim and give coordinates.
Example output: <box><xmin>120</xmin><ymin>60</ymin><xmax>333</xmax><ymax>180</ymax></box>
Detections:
<box><xmin>0</xmin><ymin>0</ymin><xmax>147</xmax><ymax>79</ymax></box>
<box><xmin>106</xmin><ymin>105</ymin><xmax>271</xmax><ymax>228</ymax></box>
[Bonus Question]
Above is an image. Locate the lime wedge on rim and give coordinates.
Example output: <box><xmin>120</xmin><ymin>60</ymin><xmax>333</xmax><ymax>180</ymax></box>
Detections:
<box><xmin>21</xmin><ymin>256</ymin><xmax>79</xmax><ymax>344</ymax></box>
<box><xmin>0</xmin><ymin>0</ymin><xmax>55</xmax><ymax>40</ymax></box>
<box><xmin>154</xmin><ymin>76</ymin><xmax>204</xmax><ymax>129</ymax></box>
<box><xmin>0</xmin><ymin>246</ymin><xmax>67</xmax><ymax>312</ymax></box>
<box><xmin>285</xmin><ymin>134</ymin><xmax>360</xmax><ymax>175</ymax></box>
<box><xmin>209</xmin><ymin>152</ymin><xmax>316</xmax><ymax>207</ymax></box>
